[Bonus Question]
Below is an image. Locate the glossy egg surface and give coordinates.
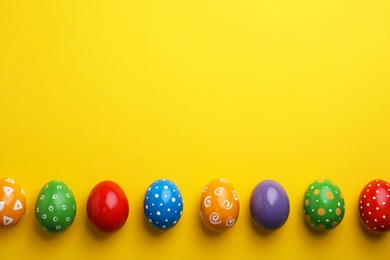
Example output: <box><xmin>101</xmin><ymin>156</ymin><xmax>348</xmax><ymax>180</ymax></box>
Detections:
<box><xmin>303</xmin><ymin>178</ymin><xmax>345</xmax><ymax>231</ymax></box>
<box><xmin>250</xmin><ymin>180</ymin><xmax>290</xmax><ymax>230</ymax></box>
<box><xmin>359</xmin><ymin>179</ymin><xmax>390</xmax><ymax>233</ymax></box>
<box><xmin>35</xmin><ymin>180</ymin><xmax>77</xmax><ymax>233</ymax></box>
<box><xmin>0</xmin><ymin>178</ymin><xmax>26</xmax><ymax>228</ymax></box>
<box><xmin>200</xmin><ymin>178</ymin><xmax>239</xmax><ymax>232</ymax></box>
<box><xmin>143</xmin><ymin>179</ymin><xmax>183</xmax><ymax>231</ymax></box>
<box><xmin>87</xmin><ymin>180</ymin><xmax>129</xmax><ymax>233</ymax></box>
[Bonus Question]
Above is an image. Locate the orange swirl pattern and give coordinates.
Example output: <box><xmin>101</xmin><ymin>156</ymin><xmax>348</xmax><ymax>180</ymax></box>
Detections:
<box><xmin>200</xmin><ymin>178</ymin><xmax>240</xmax><ymax>232</ymax></box>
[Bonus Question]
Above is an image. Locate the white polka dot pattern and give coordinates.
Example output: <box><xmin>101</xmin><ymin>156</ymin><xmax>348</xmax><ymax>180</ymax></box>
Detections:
<box><xmin>359</xmin><ymin>179</ymin><xmax>390</xmax><ymax>233</ymax></box>
<box><xmin>143</xmin><ymin>179</ymin><xmax>183</xmax><ymax>231</ymax></box>
<box><xmin>303</xmin><ymin>179</ymin><xmax>345</xmax><ymax>231</ymax></box>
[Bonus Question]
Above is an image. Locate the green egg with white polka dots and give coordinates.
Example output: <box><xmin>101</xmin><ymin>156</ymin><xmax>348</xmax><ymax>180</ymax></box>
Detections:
<box><xmin>35</xmin><ymin>180</ymin><xmax>77</xmax><ymax>233</ymax></box>
<box><xmin>303</xmin><ymin>178</ymin><xmax>345</xmax><ymax>231</ymax></box>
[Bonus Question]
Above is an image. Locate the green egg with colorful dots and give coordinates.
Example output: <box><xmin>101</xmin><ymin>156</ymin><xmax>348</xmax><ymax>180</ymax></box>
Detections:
<box><xmin>303</xmin><ymin>178</ymin><xmax>345</xmax><ymax>231</ymax></box>
<box><xmin>35</xmin><ymin>180</ymin><xmax>77</xmax><ymax>233</ymax></box>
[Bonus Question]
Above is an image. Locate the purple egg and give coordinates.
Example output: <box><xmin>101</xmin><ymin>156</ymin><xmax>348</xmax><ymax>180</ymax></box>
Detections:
<box><xmin>250</xmin><ymin>180</ymin><xmax>290</xmax><ymax>230</ymax></box>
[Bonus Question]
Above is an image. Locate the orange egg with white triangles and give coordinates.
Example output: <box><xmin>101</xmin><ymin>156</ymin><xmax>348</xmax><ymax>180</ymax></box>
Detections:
<box><xmin>0</xmin><ymin>178</ymin><xmax>26</xmax><ymax>228</ymax></box>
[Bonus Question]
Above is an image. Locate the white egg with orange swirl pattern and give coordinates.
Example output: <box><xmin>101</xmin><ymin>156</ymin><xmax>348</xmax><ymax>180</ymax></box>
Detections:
<box><xmin>200</xmin><ymin>178</ymin><xmax>239</xmax><ymax>232</ymax></box>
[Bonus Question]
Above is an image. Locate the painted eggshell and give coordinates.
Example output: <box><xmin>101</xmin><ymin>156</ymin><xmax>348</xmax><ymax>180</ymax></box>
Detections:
<box><xmin>358</xmin><ymin>179</ymin><xmax>390</xmax><ymax>234</ymax></box>
<box><xmin>200</xmin><ymin>178</ymin><xmax>239</xmax><ymax>232</ymax></box>
<box><xmin>35</xmin><ymin>180</ymin><xmax>77</xmax><ymax>233</ymax></box>
<box><xmin>250</xmin><ymin>180</ymin><xmax>290</xmax><ymax>230</ymax></box>
<box><xmin>87</xmin><ymin>180</ymin><xmax>129</xmax><ymax>233</ymax></box>
<box><xmin>303</xmin><ymin>178</ymin><xmax>345</xmax><ymax>231</ymax></box>
<box><xmin>0</xmin><ymin>178</ymin><xmax>26</xmax><ymax>228</ymax></box>
<box><xmin>143</xmin><ymin>179</ymin><xmax>183</xmax><ymax>231</ymax></box>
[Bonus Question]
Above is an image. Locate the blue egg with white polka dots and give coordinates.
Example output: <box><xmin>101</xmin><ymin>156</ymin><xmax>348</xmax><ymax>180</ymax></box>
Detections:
<box><xmin>143</xmin><ymin>179</ymin><xmax>183</xmax><ymax>231</ymax></box>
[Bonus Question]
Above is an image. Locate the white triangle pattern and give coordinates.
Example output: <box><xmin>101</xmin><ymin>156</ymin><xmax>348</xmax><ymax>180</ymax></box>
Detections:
<box><xmin>3</xmin><ymin>216</ymin><xmax>13</xmax><ymax>226</ymax></box>
<box><xmin>5</xmin><ymin>178</ymin><xmax>15</xmax><ymax>184</ymax></box>
<box><xmin>0</xmin><ymin>201</ymin><xmax>4</xmax><ymax>211</ymax></box>
<box><xmin>13</xmin><ymin>200</ymin><xmax>23</xmax><ymax>210</ymax></box>
<box><xmin>3</xmin><ymin>186</ymin><xmax>14</xmax><ymax>197</ymax></box>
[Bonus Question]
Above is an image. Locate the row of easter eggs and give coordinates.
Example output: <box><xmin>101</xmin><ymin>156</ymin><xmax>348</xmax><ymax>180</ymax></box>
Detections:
<box><xmin>0</xmin><ymin>177</ymin><xmax>389</xmax><ymax>234</ymax></box>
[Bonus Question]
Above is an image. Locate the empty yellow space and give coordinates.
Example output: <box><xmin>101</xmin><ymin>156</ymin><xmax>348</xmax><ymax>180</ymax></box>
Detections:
<box><xmin>1</xmin><ymin>0</ymin><xmax>390</xmax><ymax>259</ymax></box>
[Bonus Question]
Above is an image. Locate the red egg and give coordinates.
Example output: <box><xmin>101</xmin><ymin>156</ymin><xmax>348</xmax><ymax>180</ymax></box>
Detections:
<box><xmin>87</xmin><ymin>181</ymin><xmax>129</xmax><ymax>233</ymax></box>
<box><xmin>358</xmin><ymin>179</ymin><xmax>390</xmax><ymax>234</ymax></box>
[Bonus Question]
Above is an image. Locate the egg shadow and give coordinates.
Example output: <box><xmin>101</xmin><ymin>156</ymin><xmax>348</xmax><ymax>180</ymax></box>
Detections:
<box><xmin>84</xmin><ymin>217</ymin><xmax>115</xmax><ymax>241</ymax></box>
<box><xmin>356</xmin><ymin>213</ymin><xmax>387</xmax><ymax>241</ymax></box>
<box><xmin>141</xmin><ymin>212</ymin><xmax>166</xmax><ymax>238</ymax></box>
<box><xmin>199</xmin><ymin>219</ymin><xmax>226</xmax><ymax>237</ymax></box>
<box><xmin>33</xmin><ymin>219</ymin><xmax>67</xmax><ymax>241</ymax></box>
<box><xmin>301</xmin><ymin>215</ymin><xmax>331</xmax><ymax>238</ymax></box>
<box><xmin>248</xmin><ymin>213</ymin><xmax>276</xmax><ymax>237</ymax></box>
<box><xmin>197</xmin><ymin>212</ymin><xmax>226</xmax><ymax>237</ymax></box>
<box><xmin>0</xmin><ymin>221</ymin><xmax>26</xmax><ymax>238</ymax></box>
<box><xmin>297</xmin><ymin>200</ymin><xmax>331</xmax><ymax>239</ymax></box>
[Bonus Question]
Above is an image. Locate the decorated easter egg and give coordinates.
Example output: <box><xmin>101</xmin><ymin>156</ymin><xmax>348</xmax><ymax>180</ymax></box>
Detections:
<box><xmin>200</xmin><ymin>178</ymin><xmax>239</xmax><ymax>232</ymax></box>
<box><xmin>35</xmin><ymin>180</ymin><xmax>77</xmax><ymax>233</ymax></box>
<box><xmin>358</xmin><ymin>179</ymin><xmax>390</xmax><ymax>234</ymax></box>
<box><xmin>250</xmin><ymin>180</ymin><xmax>290</xmax><ymax>230</ymax></box>
<box><xmin>0</xmin><ymin>178</ymin><xmax>26</xmax><ymax>228</ymax></box>
<box><xmin>87</xmin><ymin>180</ymin><xmax>129</xmax><ymax>232</ymax></box>
<box><xmin>143</xmin><ymin>179</ymin><xmax>183</xmax><ymax>231</ymax></box>
<box><xmin>303</xmin><ymin>178</ymin><xmax>345</xmax><ymax>231</ymax></box>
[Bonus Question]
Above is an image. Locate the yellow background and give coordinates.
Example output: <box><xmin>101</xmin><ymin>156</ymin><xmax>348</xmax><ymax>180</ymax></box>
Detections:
<box><xmin>1</xmin><ymin>0</ymin><xmax>390</xmax><ymax>259</ymax></box>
